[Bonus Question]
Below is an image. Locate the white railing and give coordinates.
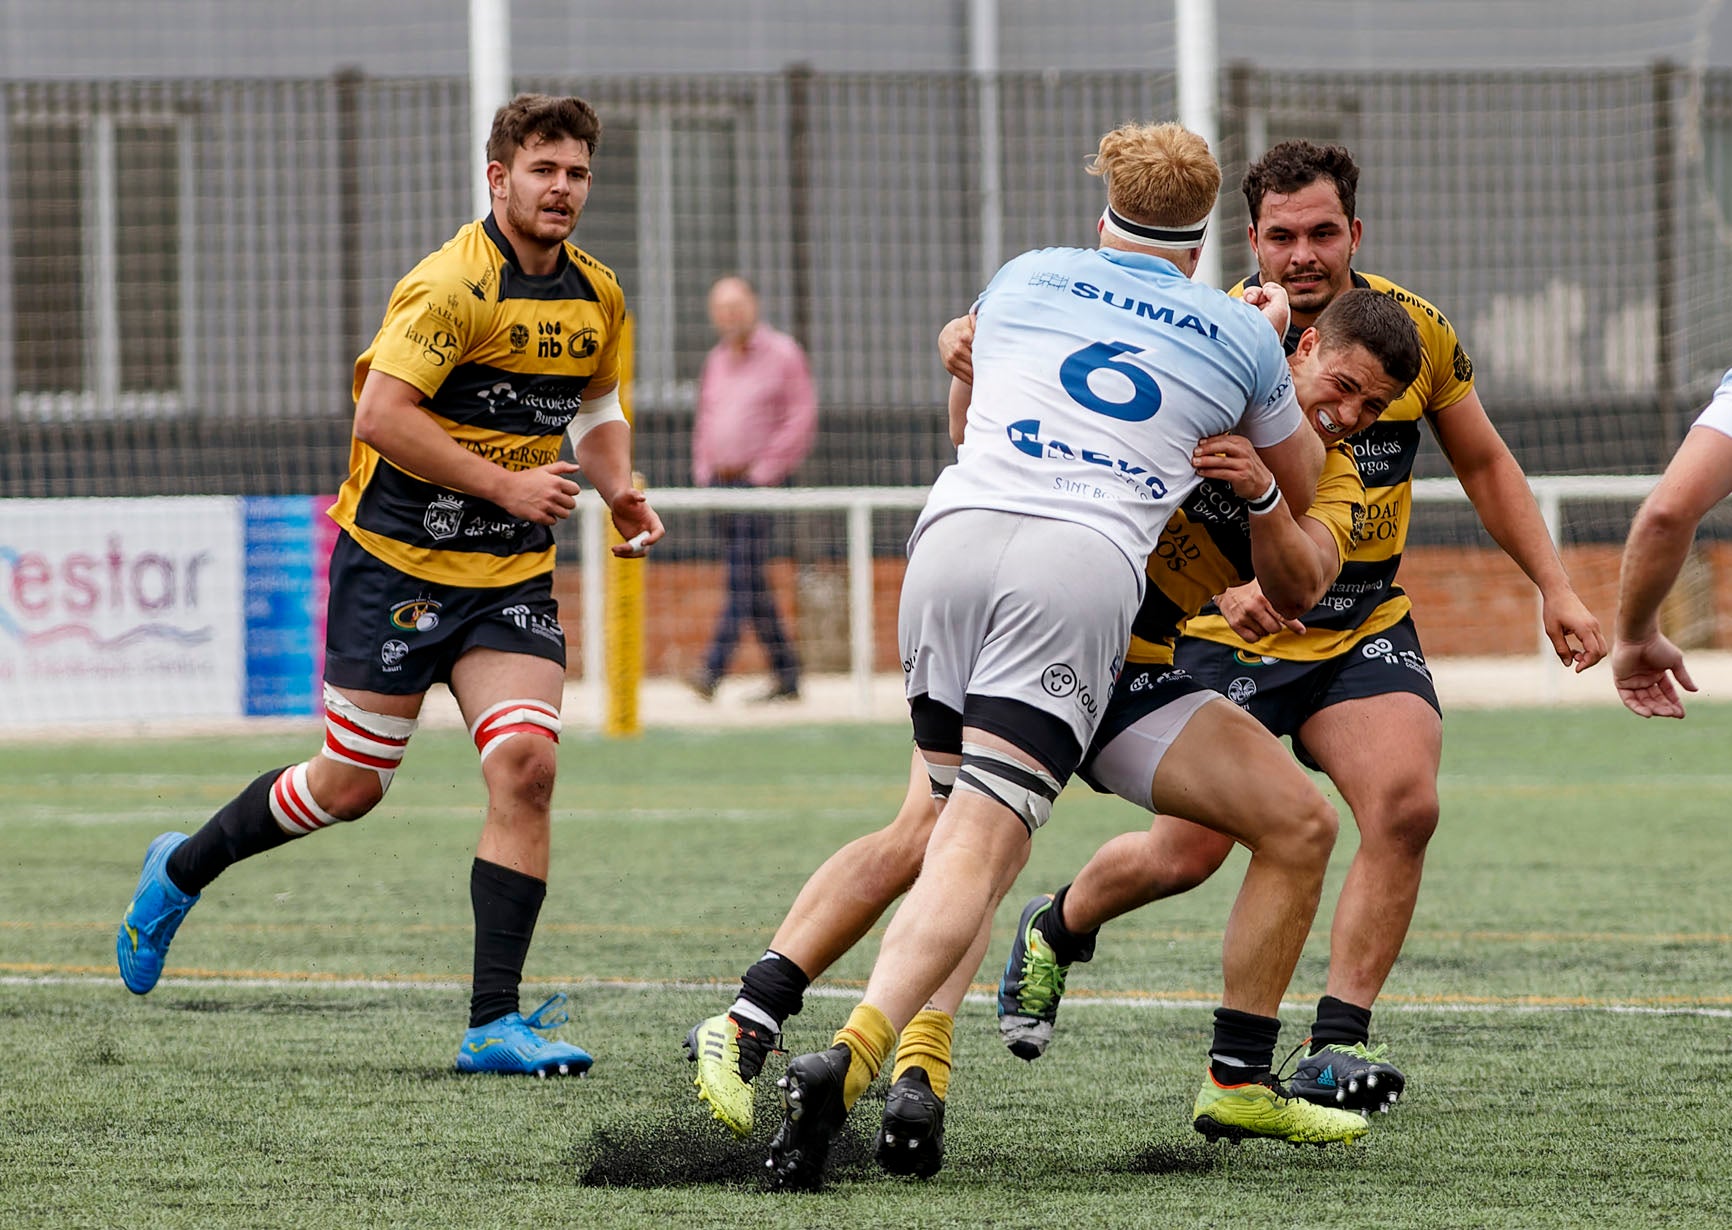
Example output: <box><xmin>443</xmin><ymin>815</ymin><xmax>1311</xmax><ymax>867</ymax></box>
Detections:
<box><xmin>580</xmin><ymin>475</ymin><xmax>1662</xmax><ymax>717</ymax></box>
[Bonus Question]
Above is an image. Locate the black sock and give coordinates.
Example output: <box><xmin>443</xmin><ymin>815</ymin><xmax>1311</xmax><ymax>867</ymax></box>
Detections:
<box><xmin>165</xmin><ymin>767</ymin><xmax>295</xmax><ymax>895</ymax></box>
<box><xmin>1310</xmin><ymin>995</ymin><xmax>1373</xmax><ymax>1049</ymax></box>
<box><xmin>736</xmin><ymin>950</ymin><xmax>811</xmax><ymax>1026</ymax></box>
<box><xmin>1037</xmin><ymin>884</ymin><xmax>1099</xmax><ymax>966</ymax></box>
<box><xmin>469</xmin><ymin>859</ymin><xmax>547</xmax><ymax>1029</ymax></box>
<box><xmin>1208</xmin><ymin>1007</ymin><xmax>1281</xmax><ymax>1084</ymax></box>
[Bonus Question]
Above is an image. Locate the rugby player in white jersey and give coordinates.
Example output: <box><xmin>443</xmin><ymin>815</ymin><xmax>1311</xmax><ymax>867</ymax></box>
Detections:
<box><xmin>961</xmin><ymin>139</ymin><xmax>1605</xmax><ymax>1115</ymax></box>
<box><xmin>1615</xmin><ymin>368</ymin><xmax>1732</xmax><ymax>717</ymax></box>
<box><xmin>686</xmin><ymin>289</ymin><xmax>1420</xmax><ymax>1173</ymax></box>
<box><xmin>760</xmin><ymin>121</ymin><xmax>1367</xmax><ymax>1192</ymax></box>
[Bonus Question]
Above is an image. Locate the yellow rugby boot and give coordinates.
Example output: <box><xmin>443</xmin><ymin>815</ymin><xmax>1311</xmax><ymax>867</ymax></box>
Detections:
<box><xmin>1192</xmin><ymin>1070</ymin><xmax>1371</xmax><ymax>1145</ymax></box>
<box><xmin>684</xmin><ymin>1012</ymin><xmax>780</xmax><ymax>1137</ymax></box>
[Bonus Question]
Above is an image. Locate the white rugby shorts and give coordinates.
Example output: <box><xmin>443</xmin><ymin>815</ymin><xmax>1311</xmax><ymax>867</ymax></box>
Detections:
<box><xmin>898</xmin><ymin>508</ymin><xmax>1138</xmax><ymax>777</ymax></box>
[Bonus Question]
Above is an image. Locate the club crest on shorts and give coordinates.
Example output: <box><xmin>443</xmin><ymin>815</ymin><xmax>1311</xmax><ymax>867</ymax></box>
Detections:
<box><xmin>1226</xmin><ymin>676</ymin><xmax>1257</xmax><ymax>704</ymax></box>
<box><xmin>1041</xmin><ymin>663</ymin><xmax>1078</xmax><ymax>697</ymax></box>
<box><xmin>424</xmin><ymin>494</ymin><xmax>465</xmax><ymax>541</ymax></box>
<box><xmin>390</xmin><ymin>597</ymin><xmax>442</xmax><ymax>632</ymax></box>
<box><xmin>380</xmin><ymin>639</ymin><xmax>409</xmax><ymax>670</ymax></box>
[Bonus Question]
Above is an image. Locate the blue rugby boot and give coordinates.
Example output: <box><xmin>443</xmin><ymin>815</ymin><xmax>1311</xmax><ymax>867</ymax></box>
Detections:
<box><xmin>116</xmin><ymin>832</ymin><xmax>200</xmax><ymax>995</ymax></box>
<box><xmin>456</xmin><ymin>993</ymin><xmax>594</xmax><ymax>1077</ymax></box>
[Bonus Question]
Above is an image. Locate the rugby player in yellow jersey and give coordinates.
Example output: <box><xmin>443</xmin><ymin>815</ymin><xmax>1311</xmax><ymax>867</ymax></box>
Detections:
<box><xmin>991</xmin><ymin>139</ymin><xmax>1607</xmax><ymax>1113</ymax></box>
<box><xmin>686</xmin><ymin>286</ymin><xmax>1421</xmax><ymax>1165</ymax></box>
<box><xmin>115</xmin><ymin>94</ymin><xmax>663</xmax><ymax>1076</ymax></box>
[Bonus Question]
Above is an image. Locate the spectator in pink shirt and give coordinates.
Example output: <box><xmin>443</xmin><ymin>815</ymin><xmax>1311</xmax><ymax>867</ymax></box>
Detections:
<box><xmin>690</xmin><ymin>276</ymin><xmax>817</xmax><ymax>702</ymax></box>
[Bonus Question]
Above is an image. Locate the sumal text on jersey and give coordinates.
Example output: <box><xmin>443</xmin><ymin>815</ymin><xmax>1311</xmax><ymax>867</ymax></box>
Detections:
<box><xmin>1069</xmin><ymin>283</ymin><xmax>1223</xmax><ymax>340</ymax></box>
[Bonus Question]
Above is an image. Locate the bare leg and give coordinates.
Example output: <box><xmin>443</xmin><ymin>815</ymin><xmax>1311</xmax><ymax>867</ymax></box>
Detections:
<box><xmin>769</xmin><ymin>749</ymin><xmax>936</xmax><ymax>976</ymax></box>
<box><xmin>450</xmin><ymin>649</ymin><xmax>567</xmax><ymax>880</ymax></box>
<box><xmin>860</xmin><ymin>734</ymin><xmax>1033</xmax><ymax>1032</ymax></box>
<box><xmin>1296</xmin><ymin>694</ymin><xmax>1443</xmax><ymax>1010</ymax></box>
<box><xmin>1050</xmin><ymin>699</ymin><xmax>1334</xmax><ymax>1016</ymax></box>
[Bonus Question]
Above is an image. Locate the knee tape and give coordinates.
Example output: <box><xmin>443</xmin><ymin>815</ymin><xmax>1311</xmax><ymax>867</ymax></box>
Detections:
<box><xmin>269</xmin><ymin>761</ymin><xmax>342</xmax><ymax>836</ymax></box>
<box><xmin>922</xmin><ymin>758</ymin><xmax>959</xmax><ymax>801</ymax></box>
<box><xmin>470</xmin><ymin>698</ymin><xmax>562</xmax><ymax>763</ymax></box>
<box><xmin>953</xmin><ymin>741</ymin><xmax>1060</xmax><ymax>833</ymax></box>
<box><xmin>320</xmin><ymin>683</ymin><xmax>418</xmax><ymax>791</ymax></box>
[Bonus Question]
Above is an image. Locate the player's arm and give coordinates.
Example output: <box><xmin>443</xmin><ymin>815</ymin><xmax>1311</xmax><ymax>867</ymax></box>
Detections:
<box><xmin>1193</xmin><ymin>433</ymin><xmax>1334</xmax><ymax>619</ymax></box>
<box><xmin>1252</xmin><ymin>420</ymin><xmax>1322</xmax><ymax>517</ymax></box>
<box><xmin>947</xmin><ymin>376</ymin><xmax>972</xmax><ymax>447</ymax></box>
<box><xmin>1611</xmin><ymin>424</ymin><xmax>1732</xmax><ymax>717</ymax></box>
<box><xmin>938</xmin><ymin>313</ymin><xmax>976</xmax><ymax>384</ymax></box>
<box><xmin>355</xmin><ymin>369</ymin><xmax>580</xmax><ymax>527</ymax></box>
<box><xmin>569</xmin><ymin>380</ymin><xmax>665</xmax><ymax>558</ymax></box>
<box><xmin>1431</xmin><ymin>389</ymin><xmax>1607</xmax><ymax>671</ymax></box>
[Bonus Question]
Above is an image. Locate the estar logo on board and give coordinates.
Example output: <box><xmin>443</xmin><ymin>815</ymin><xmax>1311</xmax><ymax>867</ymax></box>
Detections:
<box><xmin>0</xmin><ymin>536</ymin><xmax>215</xmax><ymax>651</ymax></box>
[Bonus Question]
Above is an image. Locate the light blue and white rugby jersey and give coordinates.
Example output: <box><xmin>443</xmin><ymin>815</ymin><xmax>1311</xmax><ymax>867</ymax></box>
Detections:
<box><xmin>916</xmin><ymin>246</ymin><xmax>1300</xmax><ymax>575</ymax></box>
<box><xmin>1694</xmin><ymin>368</ymin><xmax>1732</xmax><ymax>440</ymax></box>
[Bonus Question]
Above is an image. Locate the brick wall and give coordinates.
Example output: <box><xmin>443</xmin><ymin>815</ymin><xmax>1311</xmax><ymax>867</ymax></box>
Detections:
<box><xmin>552</xmin><ymin>543</ymin><xmax>1727</xmax><ymax>677</ymax></box>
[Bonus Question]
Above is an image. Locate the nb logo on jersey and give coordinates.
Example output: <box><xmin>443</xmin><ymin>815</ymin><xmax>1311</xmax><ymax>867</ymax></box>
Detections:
<box><xmin>538</xmin><ymin>321</ymin><xmax>564</xmax><ymax>358</ymax></box>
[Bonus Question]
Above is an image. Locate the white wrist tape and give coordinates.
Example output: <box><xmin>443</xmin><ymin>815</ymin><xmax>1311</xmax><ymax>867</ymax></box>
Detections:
<box><xmin>567</xmin><ymin>387</ymin><xmax>627</xmax><ymax>445</ymax></box>
<box><xmin>1246</xmin><ymin>477</ymin><xmax>1282</xmax><ymax>516</ymax></box>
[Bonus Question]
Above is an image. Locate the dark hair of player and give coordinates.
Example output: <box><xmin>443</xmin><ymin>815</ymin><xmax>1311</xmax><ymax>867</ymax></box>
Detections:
<box><xmin>486</xmin><ymin>93</ymin><xmax>603</xmax><ymax>166</ymax></box>
<box><xmin>1313</xmin><ymin>287</ymin><xmax>1422</xmax><ymax>390</ymax></box>
<box><xmin>1242</xmin><ymin>139</ymin><xmax>1360</xmax><ymax>227</ymax></box>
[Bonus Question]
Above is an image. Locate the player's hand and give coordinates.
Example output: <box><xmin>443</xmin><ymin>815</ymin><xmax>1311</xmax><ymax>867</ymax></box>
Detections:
<box><xmin>1242</xmin><ymin>282</ymin><xmax>1291</xmax><ymax>339</ymax></box>
<box><xmin>609</xmin><ymin>488</ymin><xmax>665</xmax><ymax>557</ymax></box>
<box><xmin>939</xmin><ymin>313</ymin><xmax>976</xmax><ymax>383</ymax></box>
<box><xmin>1541</xmin><ymin>587</ymin><xmax>1608</xmax><ymax>672</ymax></box>
<box><xmin>1216</xmin><ymin>580</ymin><xmax>1305</xmax><ymax>641</ymax></box>
<box><xmin>499</xmin><ymin>461</ymin><xmax>582</xmax><ymax>525</ymax></box>
<box><xmin>1192</xmin><ymin>433</ymin><xmax>1274</xmax><ymax>500</ymax></box>
<box><xmin>1611</xmin><ymin>633</ymin><xmax>1696</xmax><ymax>718</ymax></box>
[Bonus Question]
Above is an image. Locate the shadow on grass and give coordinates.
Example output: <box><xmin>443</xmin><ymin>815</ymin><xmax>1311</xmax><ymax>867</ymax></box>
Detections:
<box><xmin>1115</xmin><ymin>1140</ymin><xmax>1227</xmax><ymax>1175</ymax></box>
<box><xmin>570</xmin><ymin>1109</ymin><xmax>880</xmax><ymax>1190</ymax></box>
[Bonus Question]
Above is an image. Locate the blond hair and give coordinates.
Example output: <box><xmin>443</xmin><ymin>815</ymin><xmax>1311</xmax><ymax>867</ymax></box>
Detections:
<box><xmin>1088</xmin><ymin>122</ymin><xmax>1220</xmax><ymax>235</ymax></box>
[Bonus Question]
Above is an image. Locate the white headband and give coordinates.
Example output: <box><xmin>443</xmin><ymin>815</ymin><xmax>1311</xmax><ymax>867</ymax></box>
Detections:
<box><xmin>1100</xmin><ymin>203</ymin><xmax>1209</xmax><ymax>248</ymax></box>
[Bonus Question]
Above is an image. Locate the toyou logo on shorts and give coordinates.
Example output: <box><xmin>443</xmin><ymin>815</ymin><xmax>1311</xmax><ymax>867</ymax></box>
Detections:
<box><xmin>1041</xmin><ymin>663</ymin><xmax>1078</xmax><ymax>697</ymax></box>
<box><xmin>1226</xmin><ymin>677</ymin><xmax>1257</xmax><ymax>704</ymax></box>
<box><xmin>1361</xmin><ymin>637</ymin><xmax>1399</xmax><ymax>665</ymax></box>
<box><xmin>380</xmin><ymin>639</ymin><xmax>409</xmax><ymax>671</ymax></box>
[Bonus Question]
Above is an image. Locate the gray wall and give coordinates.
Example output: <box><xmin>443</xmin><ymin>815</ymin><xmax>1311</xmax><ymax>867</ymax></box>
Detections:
<box><xmin>1</xmin><ymin>0</ymin><xmax>1728</xmax><ymax>78</ymax></box>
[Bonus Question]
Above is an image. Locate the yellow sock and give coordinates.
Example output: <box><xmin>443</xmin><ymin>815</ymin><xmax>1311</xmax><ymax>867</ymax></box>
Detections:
<box><xmin>832</xmin><ymin>1003</ymin><xmax>896</xmax><ymax>1109</ymax></box>
<box><xmin>893</xmin><ymin>1008</ymin><xmax>955</xmax><ymax>1100</ymax></box>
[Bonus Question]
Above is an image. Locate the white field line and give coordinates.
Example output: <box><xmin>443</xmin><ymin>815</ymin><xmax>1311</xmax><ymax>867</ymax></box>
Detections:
<box><xmin>5</xmin><ymin>971</ymin><xmax>1730</xmax><ymax>1019</ymax></box>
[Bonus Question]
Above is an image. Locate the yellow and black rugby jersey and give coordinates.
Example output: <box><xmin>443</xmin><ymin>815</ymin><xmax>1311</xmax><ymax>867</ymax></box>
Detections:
<box><xmin>1183</xmin><ymin>270</ymin><xmax>1473</xmax><ymax>661</ymax></box>
<box><xmin>1126</xmin><ymin>443</ymin><xmax>1364</xmax><ymax>666</ymax></box>
<box><xmin>328</xmin><ymin>213</ymin><xmax>626</xmax><ymax>587</ymax></box>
